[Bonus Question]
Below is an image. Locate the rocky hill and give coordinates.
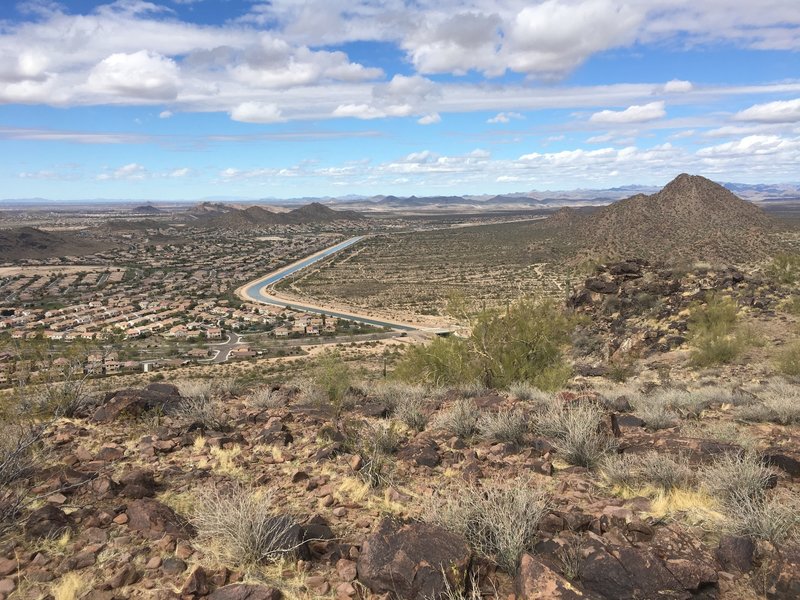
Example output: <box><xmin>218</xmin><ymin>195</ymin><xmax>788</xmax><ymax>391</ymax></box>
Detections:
<box><xmin>0</xmin><ymin>226</ymin><xmax>110</xmax><ymax>260</ymax></box>
<box><xmin>196</xmin><ymin>202</ymin><xmax>363</xmax><ymax>229</ymax></box>
<box><xmin>542</xmin><ymin>174</ymin><xmax>776</xmax><ymax>263</ymax></box>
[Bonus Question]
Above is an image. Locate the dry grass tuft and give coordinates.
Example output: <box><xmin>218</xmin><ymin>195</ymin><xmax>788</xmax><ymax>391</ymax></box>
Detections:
<box><xmin>478</xmin><ymin>409</ymin><xmax>528</xmax><ymax>445</ymax></box>
<box><xmin>246</xmin><ymin>386</ymin><xmax>284</xmax><ymax>410</ymax></box>
<box><xmin>52</xmin><ymin>572</ymin><xmax>92</xmax><ymax>600</ymax></box>
<box><xmin>534</xmin><ymin>401</ymin><xmax>616</xmax><ymax>467</ymax></box>
<box><xmin>429</xmin><ymin>476</ymin><xmax>551</xmax><ymax>573</ymax></box>
<box><xmin>739</xmin><ymin>379</ymin><xmax>800</xmax><ymax>425</ymax></box>
<box><xmin>432</xmin><ymin>398</ymin><xmax>480</xmax><ymax>439</ymax></box>
<box><xmin>192</xmin><ymin>484</ymin><xmax>301</xmax><ymax>568</ymax></box>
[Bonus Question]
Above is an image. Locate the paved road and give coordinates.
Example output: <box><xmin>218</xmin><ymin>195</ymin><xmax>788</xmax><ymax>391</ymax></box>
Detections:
<box><xmin>207</xmin><ymin>332</ymin><xmax>244</xmax><ymax>363</ymax></box>
<box><xmin>236</xmin><ymin>237</ymin><xmax>424</xmax><ymax>332</ymax></box>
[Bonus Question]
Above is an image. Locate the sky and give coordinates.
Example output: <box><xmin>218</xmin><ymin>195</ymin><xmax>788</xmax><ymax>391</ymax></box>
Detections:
<box><xmin>0</xmin><ymin>0</ymin><xmax>799</xmax><ymax>201</ymax></box>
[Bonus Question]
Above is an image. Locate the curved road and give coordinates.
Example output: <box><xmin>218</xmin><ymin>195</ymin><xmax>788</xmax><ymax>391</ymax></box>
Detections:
<box><xmin>235</xmin><ymin>237</ymin><xmax>422</xmax><ymax>332</ymax></box>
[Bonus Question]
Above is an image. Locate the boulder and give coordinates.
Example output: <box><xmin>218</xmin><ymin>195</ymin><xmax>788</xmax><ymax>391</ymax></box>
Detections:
<box><xmin>716</xmin><ymin>536</ymin><xmax>754</xmax><ymax>573</ymax></box>
<box><xmin>117</xmin><ymin>468</ymin><xmax>157</xmax><ymax>499</ymax></box>
<box><xmin>515</xmin><ymin>553</ymin><xmax>595</xmax><ymax>599</ymax></box>
<box><xmin>765</xmin><ymin>547</ymin><xmax>800</xmax><ymax>599</ymax></box>
<box><xmin>397</xmin><ymin>438</ymin><xmax>440</xmax><ymax>468</ymax></box>
<box><xmin>92</xmin><ymin>385</ymin><xmax>179</xmax><ymax>423</ymax></box>
<box><xmin>209</xmin><ymin>585</ymin><xmax>282</xmax><ymax>600</ymax></box>
<box><xmin>357</xmin><ymin>519</ymin><xmax>471</xmax><ymax>600</ymax></box>
<box><xmin>126</xmin><ymin>498</ymin><xmax>195</xmax><ymax>540</ymax></box>
<box><xmin>24</xmin><ymin>505</ymin><xmax>70</xmax><ymax>539</ymax></box>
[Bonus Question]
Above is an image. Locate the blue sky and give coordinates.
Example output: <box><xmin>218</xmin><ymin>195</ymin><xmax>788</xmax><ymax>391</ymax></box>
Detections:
<box><xmin>0</xmin><ymin>0</ymin><xmax>799</xmax><ymax>200</ymax></box>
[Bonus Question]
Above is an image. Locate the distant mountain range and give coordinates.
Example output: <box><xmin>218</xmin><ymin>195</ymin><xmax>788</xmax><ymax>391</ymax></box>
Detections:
<box><xmin>2</xmin><ymin>181</ymin><xmax>799</xmax><ymax>210</ymax></box>
<box><xmin>0</xmin><ymin>226</ymin><xmax>112</xmax><ymax>260</ymax></box>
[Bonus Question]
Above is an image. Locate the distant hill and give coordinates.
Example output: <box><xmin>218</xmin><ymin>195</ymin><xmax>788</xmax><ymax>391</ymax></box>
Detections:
<box><xmin>0</xmin><ymin>227</ymin><xmax>111</xmax><ymax>260</ymax></box>
<box><xmin>195</xmin><ymin>202</ymin><xmax>364</xmax><ymax>229</ymax></box>
<box><xmin>541</xmin><ymin>174</ymin><xmax>776</xmax><ymax>263</ymax></box>
<box><xmin>132</xmin><ymin>205</ymin><xmax>162</xmax><ymax>214</ymax></box>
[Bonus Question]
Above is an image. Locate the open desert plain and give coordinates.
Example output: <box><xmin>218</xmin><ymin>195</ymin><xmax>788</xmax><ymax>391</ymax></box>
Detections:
<box><xmin>2</xmin><ymin>2</ymin><xmax>800</xmax><ymax>600</ymax></box>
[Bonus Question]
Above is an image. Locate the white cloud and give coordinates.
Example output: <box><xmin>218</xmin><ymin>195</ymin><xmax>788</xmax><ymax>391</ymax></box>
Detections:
<box><xmin>734</xmin><ymin>98</ymin><xmax>800</xmax><ymax>123</ymax></box>
<box><xmin>159</xmin><ymin>110</ymin><xmax>173</xmax><ymax>119</ymax></box>
<box><xmin>229</xmin><ymin>102</ymin><xmax>284</xmax><ymax>123</ymax></box>
<box><xmin>87</xmin><ymin>50</ymin><xmax>179</xmax><ymax>100</ymax></box>
<box><xmin>663</xmin><ymin>79</ymin><xmax>693</xmax><ymax>93</ymax></box>
<box><xmin>590</xmin><ymin>101</ymin><xmax>666</xmax><ymax>124</ymax></box>
<box><xmin>418</xmin><ymin>113</ymin><xmax>441</xmax><ymax>125</ymax></box>
<box><xmin>97</xmin><ymin>162</ymin><xmax>148</xmax><ymax>180</ymax></box>
<box><xmin>487</xmin><ymin>112</ymin><xmax>524</xmax><ymax>124</ymax></box>
<box><xmin>169</xmin><ymin>167</ymin><xmax>190</xmax><ymax>177</ymax></box>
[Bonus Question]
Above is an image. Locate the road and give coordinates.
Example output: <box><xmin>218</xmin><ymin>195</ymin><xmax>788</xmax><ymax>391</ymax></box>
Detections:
<box><xmin>236</xmin><ymin>237</ymin><xmax>427</xmax><ymax>332</ymax></box>
<box><xmin>206</xmin><ymin>332</ymin><xmax>244</xmax><ymax>363</ymax></box>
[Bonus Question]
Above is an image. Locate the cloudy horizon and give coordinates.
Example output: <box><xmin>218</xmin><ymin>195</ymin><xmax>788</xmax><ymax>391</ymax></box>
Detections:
<box><xmin>1</xmin><ymin>0</ymin><xmax>799</xmax><ymax>200</ymax></box>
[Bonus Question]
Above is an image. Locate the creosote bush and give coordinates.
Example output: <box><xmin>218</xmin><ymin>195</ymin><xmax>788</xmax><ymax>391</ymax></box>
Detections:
<box><xmin>395</xmin><ymin>299</ymin><xmax>574</xmax><ymax>390</ymax></box>
<box><xmin>534</xmin><ymin>401</ymin><xmax>616</xmax><ymax>468</ymax></box>
<box><xmin>432</xmin><ymin>398</ymin><xmax>480</xmax><ymax>439</ymax></box>
<box><xmin>192</xmin><ymin>484</ymin><xmax>300</xmax><ymax>567</ymax></box>
<box><xmin>429</xmin><ymin>477</ymin><xmax>551</xmax><ymax>573</ymax></box>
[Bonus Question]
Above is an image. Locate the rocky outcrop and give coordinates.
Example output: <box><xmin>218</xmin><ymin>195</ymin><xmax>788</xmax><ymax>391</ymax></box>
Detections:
<box><xmin>126</xmin><ymin>498</ymin><xmax>195</xmax><ymax>540</ymax></box>
<box><xmin>92</xmin><ymin>383</ymin><xmax>180</xmax><ymax>422</ymax></box>
<box><xmin>357</xmin><ymin>519</ymin><xmax>471</xmax><ymax>599</ymax></box>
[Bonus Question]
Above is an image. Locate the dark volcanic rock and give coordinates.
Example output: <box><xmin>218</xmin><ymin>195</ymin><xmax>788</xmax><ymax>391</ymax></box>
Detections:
<box><xmin>92</xmin><ymin>385</ymin><xmax>179</xmax><ymax>422</ymax></box>
<box><xmin>25</xmin><ymin>505</ymin><xmax>70</xmax><ymax>539</ymax></box>
<box><xmin>716</xmin><ymin>536</ymin><xmax>754</xmax><ymax>573</ymax></box>
<box><xmin>357</xmin><ymin>519</ymin><xmax>471</xmax><ymax>600</ymax></box>
<box><xmin>126</xmin><ymin>498</ymin><xmax>195</xmax><ymax>540</ymax></box>
<box><xmin>209</xmin><ymin>585</ymin><xmax>282</xmax><ymax>600</ymax></box>
<box><xmin>515</xmin><ymin>553</ymin><xmax>596</xmax><ymax>599</ymax></box>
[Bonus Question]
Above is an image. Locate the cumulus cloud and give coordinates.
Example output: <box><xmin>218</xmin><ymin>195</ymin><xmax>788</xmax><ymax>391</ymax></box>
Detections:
<box><xmin>229</xmin><ymin>102</ymin><xmax>284</xmax><ymax>123</ymax></box>
<box><xmin>734</xmin><ymin>98</ymin><xmax>800</xmax><ymax>123</ymax></box>
<box><xmin>590</xmin><ymin>101</ymin><xmax>666</xmax><ymax>124</ymax></box>
<box><xmin>87</xmin><ymin>50</ymin><xmax>179</xmax><ymax>100</ymax></box>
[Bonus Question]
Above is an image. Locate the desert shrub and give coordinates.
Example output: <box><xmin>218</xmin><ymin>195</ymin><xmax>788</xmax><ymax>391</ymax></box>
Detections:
<box><xmin>534</xmin><ymin>401</ymin><xmax>616</xmax><ymax>467</ymax></box>
<box><xmin>781</xmin><ymin>295</ymin><xmax>800</xmax><ymax>315</ymax></box>
<box><xmin>766</xmin><ymin>253</ymin><xmax>800</xmax><ymax>285</ymax></box>
<box><xmin>429</xmin><ymin>477</ymin><xmax>551</xmax><ymax>573</ymax></box>
<box><xmin>701</xmin><ymin>452</ymin><xmax>774</xmax><ymax>505</ymax></box>
<box><xmin>343</xmin><ymin>421</ymin><xmax>400</xmax><ymax>487</ymax></box>
<box><xmin>456</xmin><ymin>382</ymin><xmax>491</xmax><ymax>398</ymax></box>
<box><xmin>776</xmin><ymin>341</ymin><xmax>800</xmax><ymax>377</ymax></box>
<box><xmin>432</xmin><ymin>398</ymin><xmax>480</xmax><ymax>439</ymax></box>
<box><xmin>687</xmin><ymin>295</ymin><xmax>746</xmax><ymax>366</ymax></box>
<box><xmin>602</xmin><ymin>451</ymin><xmax>693</xmax><ymax>493</ymax></box>
<box><xmin>0</xmin><ymin>423</ymin><xmax>41</xmax><ymax>486</ymax></box>
<box><xmin>213</xmin><ymin>377</ymin><xmax>243</xmax><ymax>396</ymax></box>
<box><xmin>192</xmin><ymin>484</ymin><xmax>301</xmax><ymax>567</ymax></box>
<box><xmin>478</xmin><ymin>409</ymin><xmax>528</xmax><ymax>445</ymax></box>
<box><xmin>292</xmin><ymin>377</ymin><xmax>328</xmax><ymax>406</ymax></box>
<box><xmin>394</xmin><ymin>337</ymin><xmax>474</xmax><ymax>387</ymax></box>
<box><xmin>394</xmin><ymin>393</ymin><xmax>429</xmax><ymax>431</ymax></box>
<box><xmin>637</xmin><ymin>452</ymin><xmax>694</xmax><ymax>492</ymax></box>
<box><xmin>507</xmin><ymin>382</ymin><xmax>552</xmax><ymax>405</ymax></box>
<box><xmin>176</xmin><ymin>379</ymin><xmax>214</xmax><ymax>402</ymax></box>
<box><xmin>725</xmin><ymin>491</ymin><xmax>800</xmax><ymax>544</ymax></box>
<box><xmin>630</xmin><ymin>387</ymin><xmax>718</xmax><ymax>428</ymax></box>
<box><xmin>600</xmin><ymin>453</ymin><xmax>640</xmax><ymax>489</ymax></box>
<box><xmin>245</xmin><ymin>386</ymin><xmax>284</xmax><ymax>409</ymax></box>
<box><xmin>395</xmin><ymin>299</ymin><xmax>574</xmax><ymax>389</ymax></box>
<box><xmin>312</xmin><ymin>352</ymin><xmax>354</xmax><ymax>408</ymax></box>
<box><xmin>172</xmin><ymin>395</ymin><xmax>226</xmax><ymax>430</ymax></box>
<box><xmin>739</xmin><ymin>379</ymin><xmax>800</xmax><ymax>425</ymax></box>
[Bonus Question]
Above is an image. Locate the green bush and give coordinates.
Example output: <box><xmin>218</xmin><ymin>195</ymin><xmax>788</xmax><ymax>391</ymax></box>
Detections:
<box><xmin>395</xmin><ymin>299</ymin><xmax>574</xmax><ymax>389</ymax></box>
<box><xmin>312</xmin><ymin>351</ymin><xmax>354</xmax><ymax>409</ymax></box>
<box><xmin>687</xmin><ymin>295</ymin><xmax>746</xmax><ymax>366</ymax></box>
<box><xmin>776</xmin><ymin>341</ymin><xmax>800</xmax><ymax>377</ymax></box>
<box><xmin>766</xmin><ymin>253</ymin><xmax>800</xmax><ymax>285</ymax></box>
